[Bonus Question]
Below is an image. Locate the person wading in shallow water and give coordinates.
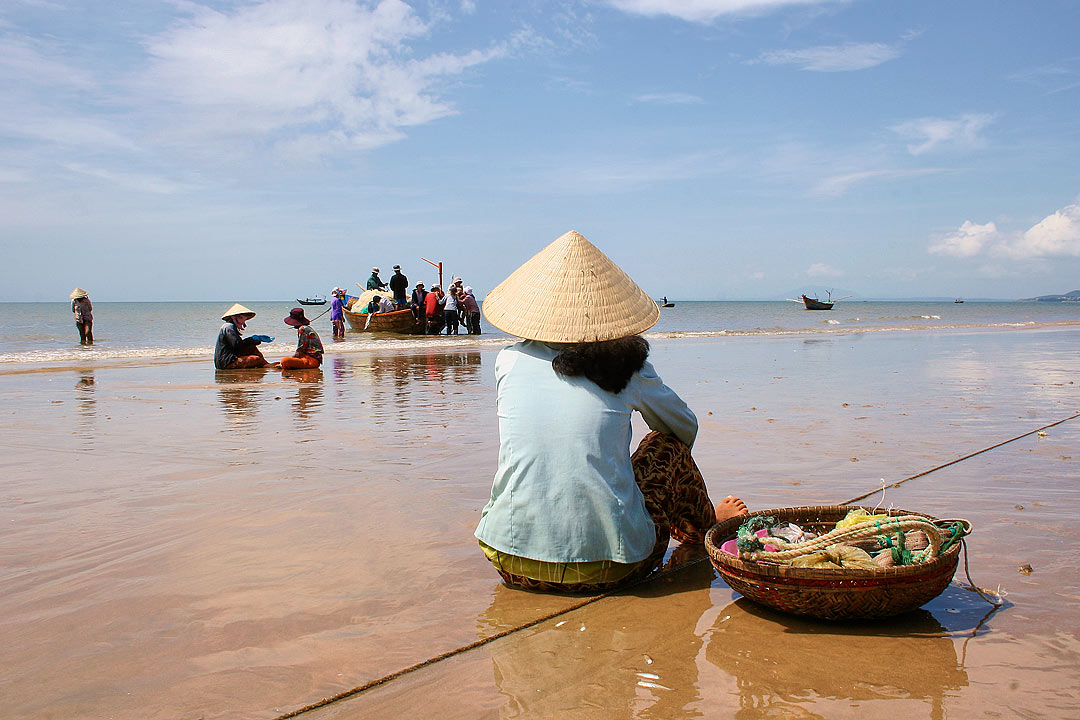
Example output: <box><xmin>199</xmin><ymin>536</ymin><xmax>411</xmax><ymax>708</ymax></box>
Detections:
<box><xmin>279</xmin><ymin>308</ymin><xmax>324</xmax><ymax>370</ymax></box>
<box><xmin>214</xmin><ymin>304</ymin><xmax>276</xmax><ymax>369</ymax></box>
<box><xmin>474</xmin><ymin>230</ymin><xmax>747</xmax><ymax>594</ymax></box>
<box><xmin>330</xmin><ymin>287</ymin><xmax>346</xmax><ymax>340</ymax></box>
<box><xmin>70</xmin><ymin>288</ymin><xmax>94</xmax><ymax>344</ymax></box>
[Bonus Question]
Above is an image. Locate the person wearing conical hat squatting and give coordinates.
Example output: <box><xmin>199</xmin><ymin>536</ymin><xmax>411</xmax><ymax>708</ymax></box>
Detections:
<box><xmin>279</xmin><ymin>308</ymin><xmax>324</xmax><ymax>370</ymax></box>
<box><xmin>474</xmin><ymin>230</ymin><xmax>748</xmax><ymax>593</ymax></box>
<box><xmin>69</xmin><ymin>288</ymin><xmax>94</xmax><ymax>344</ymax></box>
<box><xmin>214</xmin><ymin>304</ymin><xmax>277</xmax><ymax>369</ymax></box>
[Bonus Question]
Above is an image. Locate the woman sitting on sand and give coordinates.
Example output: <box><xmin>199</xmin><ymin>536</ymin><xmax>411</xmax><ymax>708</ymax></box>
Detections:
<box><xmin>280</xmin><ymin>308</ymin><xmax>323</xmax><ymax>370</ymax></box>
<box><xmin>474</xmin><ymin>231</ymin><xmax>747</xmax><ymax>593</ymax></box>
<box><xmin>215</xmin><ymin>304</ymin><xmax>275</xmax><ymax>369</ymax></box>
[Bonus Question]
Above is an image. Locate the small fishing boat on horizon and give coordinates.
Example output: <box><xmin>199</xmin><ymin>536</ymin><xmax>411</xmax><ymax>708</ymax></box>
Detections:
<box><xmin>787</xmin><ymin>290</ymin><xmax>850</xmax><ymax>310</ymax></box>
<box><xmin>297</xmin><ymin>296</ymin><xmax>327</xmax><ymax>306</ymax></box>
<box><xmin>800</xmin><ymin>294</ymin><xmax>833</xmax><ymax>310</ymax></box>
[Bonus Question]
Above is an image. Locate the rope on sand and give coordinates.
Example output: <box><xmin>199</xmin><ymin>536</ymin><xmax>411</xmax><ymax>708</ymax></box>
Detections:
<box><xmin>272</xmin><ymin>411</ymin><xmax>1078</xmax><ymax>718</ymax></box>
<box><xmin>841</xmin><ymin>411</ymin><xmax>1080</xmax><ymax>505</ymax></box>
<box><xmin>270</xmin><ymin>557</ymin><xmax>702</xmax><ymax>720</ymax></box>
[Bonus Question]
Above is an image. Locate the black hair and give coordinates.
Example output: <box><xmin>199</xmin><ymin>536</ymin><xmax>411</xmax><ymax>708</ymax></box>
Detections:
<box><xmin>551</xmin><ymin>335</ymin><xmax>650</xmax><ymax>394</ymax></box>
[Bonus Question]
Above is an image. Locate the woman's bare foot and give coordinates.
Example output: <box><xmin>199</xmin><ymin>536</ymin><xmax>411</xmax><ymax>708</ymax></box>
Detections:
<box><xmin>715</xmin><ymin>496</ymin><xmax>748</xmax><ymax>523</ymax></box>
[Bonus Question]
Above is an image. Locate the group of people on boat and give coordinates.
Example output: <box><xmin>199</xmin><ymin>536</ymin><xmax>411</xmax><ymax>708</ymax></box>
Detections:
<box><xmin>358</xmin><ymin>264</ymin><xmax>482</xmax><ymax>335</ymax></box>
<box><xmin>214</xmin><ymin>304</ymin><xmax>324</xmax><ymax>371</ymax></box>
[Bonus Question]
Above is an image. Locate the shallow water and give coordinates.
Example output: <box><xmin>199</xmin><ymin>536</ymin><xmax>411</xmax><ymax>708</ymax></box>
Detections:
<box><xmin>1</xmin><ymin>299</ymin><xmax>1076</xmax><ymax>364</ymax></box>
<box><xmin>0</xmin><ymin>328</ymin><xmax>1077</xmax><ymax>718</ymax></box>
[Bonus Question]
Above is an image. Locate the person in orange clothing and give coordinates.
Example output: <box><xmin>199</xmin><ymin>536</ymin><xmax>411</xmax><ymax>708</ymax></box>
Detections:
<box><xmin>279</xmin><ymin>308</ymin><xmax>323</xmax><ymax>370</ymax></box>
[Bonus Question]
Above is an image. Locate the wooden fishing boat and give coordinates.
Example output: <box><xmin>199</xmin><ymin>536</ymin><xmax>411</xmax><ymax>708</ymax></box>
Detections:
<box><xmin>343</xmin><ymin>307</ymin><xmax>421</xmax><ymax>334</ymax></box>
<box><xmin>801</xmin><ymin>294</ymin><xmax>834</xmax><ymax>310</ymax></box>
<box><xmin>297</xmin><ymin>297</ymin><xmax>327</xmax><ymax>306</ymax></box>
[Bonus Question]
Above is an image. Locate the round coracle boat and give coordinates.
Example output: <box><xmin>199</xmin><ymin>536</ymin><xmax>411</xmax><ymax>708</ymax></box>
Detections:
<box><xmin>704</xmin><ymin>505</ymin><xmax>971</xmax><ymax>620</ymax></box>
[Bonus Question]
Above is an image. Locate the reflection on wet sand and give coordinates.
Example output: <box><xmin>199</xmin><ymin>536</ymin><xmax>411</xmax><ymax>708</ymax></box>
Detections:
<box><xmin>476</xmin><ymin>547</ymin><xmax>716</xmax><ymax>719</ymax></box>
<box><xmin>214</xmin><ymin>369</ymin><xmax>270</xmax><ymax>431</ymax></box>
<box><xmin>353</xmin><ymin>350</ymin><xmax>485</xmax><ymax>424</ymax></box>
<box><xmin>74</xmin><ymin>369</ymin><xmax>96</xmax><ymax>450</ymax></box>
<box><xmin>706</xmin><ymin>599</ymin><xmax>968</xmax><ymax>720</ymax></box>
<box><xmin>281</xmin><ymin>368</ymin><xmax>325</xmax><ymax>429</ymax></box>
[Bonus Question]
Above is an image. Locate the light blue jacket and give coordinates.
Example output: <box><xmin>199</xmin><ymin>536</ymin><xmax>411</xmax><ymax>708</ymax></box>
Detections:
<box><xmin>475</xmin><ymin>341</ymin><xmax>698</xmax><ymax>564</ymax></box>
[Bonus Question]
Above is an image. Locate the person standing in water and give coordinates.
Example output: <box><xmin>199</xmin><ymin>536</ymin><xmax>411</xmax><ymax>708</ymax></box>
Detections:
<box><xmin>280</xmin><ymin>308</ymin><xmax>324</xmax><ymax>370</ymax></box>
<box><xmin>475</xmin><ymin>230</ymin><xmax>747</xmax><ymax>593</ymax></box>
<box><xmin>70</xmin><ymin>288</ymin><xmax>94</xmax><ymax>344</ymax></box>
<box><xmin>329</xmin><ymin>287</ymin><xmax>346</xmax><ymax>340</ymax></box>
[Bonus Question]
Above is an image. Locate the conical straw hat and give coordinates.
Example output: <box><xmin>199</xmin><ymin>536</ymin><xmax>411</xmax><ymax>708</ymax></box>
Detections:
<box><xmin>69</xmin><ymin>287</ymin><xmax>88</xmax><ymax>299</ymax></box>
<box><xmin>482</xmin><ymin>230</ymin><xmax>660</xmax><ymax>343</ymax></box>
<box><xmin>221</xmin><ymin>303</ymin><xmax>256</xmax><ymax>321</ymax></box>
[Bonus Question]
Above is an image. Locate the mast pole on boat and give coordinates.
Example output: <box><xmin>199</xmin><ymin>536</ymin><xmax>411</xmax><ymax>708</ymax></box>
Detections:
<box><xmin>421</xmin><ymin>257</ymin><xmax>443</xmax><ymax>289</ymax></box>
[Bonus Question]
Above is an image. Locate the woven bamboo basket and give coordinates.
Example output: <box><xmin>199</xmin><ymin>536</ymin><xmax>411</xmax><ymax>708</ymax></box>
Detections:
<box><xmin>704</xmin><ymin>505</ymin><xmax>965</xmax><ymax>620</ymax></box>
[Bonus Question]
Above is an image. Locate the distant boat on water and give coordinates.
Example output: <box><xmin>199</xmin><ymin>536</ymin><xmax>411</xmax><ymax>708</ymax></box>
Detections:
<box><xmin>659</xmin><ymin>296</ymin><xmax>674</xmax><ymax>307</ymax></box>
<box><xmin>297</xmin><ymin>296</ymin><xmax>327</xmax><ymax>306</ymax></box>
<box><xmin>800</xmin><ymin>294</ymin><xmax>834</xmax><ymax>310</ymax></box>
<box><xmin>787</xmin><ymin>290</ymin><xmax>850</xmax><ymax>310</ymax></box>
<box><xmin>954</xmin><ymin>298</ymin><xmax>964</xmax><ymax>303</ymax></box>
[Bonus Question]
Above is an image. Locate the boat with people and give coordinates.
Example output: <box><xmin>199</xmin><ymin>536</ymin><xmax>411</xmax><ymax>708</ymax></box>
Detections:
<box><xmin>660</xmin><ymin>296</ymin><xmax>674</xmax><ymax>307</ymax></box>
<box><xmin>342</xmin><ymin>288</ymin><xmax>422</xmax><ymax>334</ymax></box>
<box><xmin>297</xmin><ymin>296</ymin><xmax>327</xmax><ymax>306</ymax></box>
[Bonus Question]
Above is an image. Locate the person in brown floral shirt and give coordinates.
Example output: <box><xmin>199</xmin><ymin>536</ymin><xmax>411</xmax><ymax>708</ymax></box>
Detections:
<box><xmin>280</xmin><ymin>308</ymin><xmax>323</xmax><ymax>370</ymax></box>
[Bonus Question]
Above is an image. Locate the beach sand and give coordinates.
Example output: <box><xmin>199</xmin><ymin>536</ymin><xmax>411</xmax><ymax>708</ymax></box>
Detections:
<box><xmin>1</xmin><ymin>328</ymin><xmax>1077</xmax><ymax>719</ymax></box>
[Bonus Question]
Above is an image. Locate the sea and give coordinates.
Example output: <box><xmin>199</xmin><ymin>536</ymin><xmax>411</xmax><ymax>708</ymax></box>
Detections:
<box><xmin>1</xmin><ymin>300</ymin><xmax>1077</xmax><ymax>365</ymax></box>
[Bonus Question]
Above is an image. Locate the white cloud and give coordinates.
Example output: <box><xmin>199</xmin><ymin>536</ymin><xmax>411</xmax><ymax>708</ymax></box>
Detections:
<box><xmin>929</xmin><ymin>220</ymin><xmax>998</xmax><ymax>258</ymax></box>
<box><xmin>0</xmin><ymin>36</ymin><xmax>97</xmax><ymax>89</ymax></box>
<box><xmin>60</xmin><ymin>163</ymin><xmax>193</xmax><ymax>195</ymax></box>
<box><xmin>534</xmin><ymin>150</ymin><xmax>731</xmax><ymax>194</ymax></box>
<box><xmin>1008</xmin><ymin>59</ymin><xmax>1080</xmax><ymax>95</ymax></box>
<box><xmin>891</xmin><ymin>114</ymin><xmax>994</xmax><ymax>155</ymax></box>
<box><xmin>755</xmin><ymin>42</ymin><xmax>902</xmax><ymax>72</ymax></box>
<box><xmin>810</xmin><ymin>168</ymin><xmax>947</xmax><ymax>198</ymax></box>
<box><xmin>632</xmin><ymin>92</ymin><xmax>703</xmax><ymax>104</ymax></box>
<box><xmin>1001</xmin><ymin>203</ymin><xmax>1080</xmax><ymax>258</ymax></box>
<box><xmin>136</xmin><ymin>0</ymin><xmax>504</xmax><ymax>159</ymax></box>
<box><xmin>605</xmin><ymin>0</ymin><xmax>835</xmax><ymax>23</ymax></box>
<box><xmin>807</xmin><ymin>262</ymin><xmax>843</xmax><ymax>278</ymax></box>
<box><xmin>930</xmin><ymin>202</ymin><xmax>1080</xmax><ymax>260</ymax></box>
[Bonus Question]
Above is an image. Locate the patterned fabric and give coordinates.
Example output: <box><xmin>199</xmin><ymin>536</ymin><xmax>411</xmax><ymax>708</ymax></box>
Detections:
<box><xmin>72</xmin><ymin>297</ymin><xmax>93</xmax><ymax>322</ymax></box>
<box><xmin>486</xmin><ymin>431</ymin><xmax>714</xmax><ymax>593</ymax></box>
<box><xmin>296</xmin><ymin>325</ymin><xmax>323</xmax><ymax>360</ymax></box>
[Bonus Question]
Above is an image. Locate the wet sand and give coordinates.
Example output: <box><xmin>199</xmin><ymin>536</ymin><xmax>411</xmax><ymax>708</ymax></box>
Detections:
<box><xmin>1</xmin><ymin>328</ymin><xmax>1077</xmax><ymax>719</ymax></box>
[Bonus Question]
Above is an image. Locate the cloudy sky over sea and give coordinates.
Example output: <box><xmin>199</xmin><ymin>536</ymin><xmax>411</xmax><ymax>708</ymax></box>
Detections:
<box><xmin>2</xmin><ymin>0</ymin><xmax>1078</xmax><ymax>301</ymax></box>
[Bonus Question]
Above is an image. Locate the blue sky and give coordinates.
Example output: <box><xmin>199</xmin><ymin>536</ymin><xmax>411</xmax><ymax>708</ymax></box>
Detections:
<box><xmin>2</xmin><ymin>0</ymin><xmax>1078</xmax><ymax>301</ymax></box>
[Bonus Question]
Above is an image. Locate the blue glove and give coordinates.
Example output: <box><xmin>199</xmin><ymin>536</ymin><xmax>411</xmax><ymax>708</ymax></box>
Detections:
<box><xmin>251</xmin><ymin>334</ymin><xmax>274</xmax><ymax>343</ymax></box>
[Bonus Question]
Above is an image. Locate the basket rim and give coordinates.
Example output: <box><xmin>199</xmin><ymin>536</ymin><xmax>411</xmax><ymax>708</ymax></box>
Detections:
<box><xmin>704</xmin><ymin>504</ymin><xmax>964</xmax><ymax>580</ymax></box>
